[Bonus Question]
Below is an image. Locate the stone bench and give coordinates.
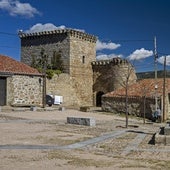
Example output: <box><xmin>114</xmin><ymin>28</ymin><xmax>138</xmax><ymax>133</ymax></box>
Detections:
<box><xmin>67</xmin><ymin>117</ymin><xmax>96</xmax><ymax>126</ymax></box>
<box><xmin>154</xmin><ymin>125</ymin><xmax>170</xmax><ymax>145</ymax></box>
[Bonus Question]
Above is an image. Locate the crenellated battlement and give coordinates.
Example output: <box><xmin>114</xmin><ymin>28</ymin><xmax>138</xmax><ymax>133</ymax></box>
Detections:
<box><xmin>91</xmin><ymin>57</ymin><xmax>128</xmax><ymax>66</ymax></box>
<box><xmin>19</xmin><ymin>29</ymin><xmax>97</xmax><ymax>43</ymax></box>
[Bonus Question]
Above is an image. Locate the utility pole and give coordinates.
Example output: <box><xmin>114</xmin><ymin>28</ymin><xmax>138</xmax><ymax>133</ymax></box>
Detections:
<box><xmin>43</xmin><ymin>71</ymin><xmax>46</xmax><ymax>108</ymax></box>
<box><xmin>163</xmin><ymin>56</ymin><xmax>167</xmax><ymax>122</ymax></box>
<box><xmin>154</xmin><ymin>36</ymin><xmax>158</xmax><ymax>112</ymax></box>
<box><xmin>42</xmin><ymin>50</ymin><xmax>47</xmax><ymax>108</ymax></box>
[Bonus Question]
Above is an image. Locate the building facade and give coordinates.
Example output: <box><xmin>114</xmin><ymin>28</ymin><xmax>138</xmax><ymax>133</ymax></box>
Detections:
<box><xmin>0</xmin><ymin>55</ymin><xmax>43</xmax><ymax>107</ymax></box>
<box><xmin>102</xmin><ymin>78</ymin><xmax>170</xmax><ymax>120</ymax></box>
<box><xmin>19</xmin><ymin>29</ymin><xmax>97</xmax><ymax>106</ymax></box>
<box><xmin>19</xmin><ymin>29</ymin><xmax>137</xmax><ymax>107</ymax></box>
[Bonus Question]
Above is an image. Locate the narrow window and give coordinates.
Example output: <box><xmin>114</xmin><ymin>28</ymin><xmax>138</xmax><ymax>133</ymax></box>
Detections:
<box><xmin>82</xmin><ymin>56</ymin><xmax>85</xmax><ymax>64</ymax></box>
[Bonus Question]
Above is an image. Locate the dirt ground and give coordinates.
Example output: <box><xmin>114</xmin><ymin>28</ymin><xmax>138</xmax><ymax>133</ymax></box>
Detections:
<box><xmin>0</xmin><ymin>107</ymin><xmax>170</xmax><ymax>170</ymax></box>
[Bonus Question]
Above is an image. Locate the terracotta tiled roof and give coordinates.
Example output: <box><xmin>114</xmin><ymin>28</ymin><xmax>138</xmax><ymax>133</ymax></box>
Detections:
<box><xmin>104</xmin><ymin>78</ymin><xmax>170</xmax><ymax>98</ymax></box>
<box><xmin>0</xmin><ymin>55</ymin><xmax>41</xmax><ymax>75</ymax></box>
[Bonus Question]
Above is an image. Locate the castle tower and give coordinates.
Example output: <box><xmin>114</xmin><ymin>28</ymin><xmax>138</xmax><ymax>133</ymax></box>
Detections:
<box><xmin>19</xmin><ymin>29</ymin><xmax>97</xmax><ymax>106</ymax></box>
<box><xmin>92</xmin><ymin>57</ymin><xmax>137</xmax><ymax>106</ymax></box>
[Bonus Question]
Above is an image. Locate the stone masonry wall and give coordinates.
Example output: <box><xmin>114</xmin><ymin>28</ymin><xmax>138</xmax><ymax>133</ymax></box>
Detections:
<box><xmin>92</xmin><ymin>63</ymin><xmax>113</xmax><ymax>94</ymax></box>
<box><xmin>20</xmin><ymin>33</ymin><xmax>70</xmax><ymax>73</ymax></box>
<box><xmin>46</xmin><ymin>73</ymin><xmax>79</xmax><ymax>106</ymax></box>
<box><xmin>69</xmin><ymin>36</ymin><xmax>96</xmax><ymax>106</ymax></box>
<box><xmin>46</xmin><ymin>34</ymin><xmax>97</xmax><ymax>107</ymax></box>
<box><xmin>20</xmin><ymin>30</ymin><xmax>97</xmax><ymax>107</ymax></box>
<box><xmin>7</xmin><ymin>75</ymin><xmax>43</xmax><ymax>106</ymax></box>
<box><xmin>102</xmin><ymin>96</ymin><xmax>155</xmax><ymax>119</ymax></box>
<box><xmin>92</xmin><ymin>58</ymin><xmax>137</xmax><ymax>95</ymax></box>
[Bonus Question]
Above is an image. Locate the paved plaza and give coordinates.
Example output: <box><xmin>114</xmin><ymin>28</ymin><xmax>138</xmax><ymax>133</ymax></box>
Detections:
<box><xmin>0</xmin><ymin>107</ymin><xmax>170</xmax><ymax>170</ymax></box>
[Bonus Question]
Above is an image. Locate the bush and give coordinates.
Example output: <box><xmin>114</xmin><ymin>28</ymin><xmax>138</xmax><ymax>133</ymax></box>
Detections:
<box><xmin>80</xmin><ymin>106</ymin><xmax>90</xmax><ymax>112</ymax></box>
<box><xmin>46</xmin><ymin>69</ymin><xmax>55</xmax><ymax>79</ymax></box>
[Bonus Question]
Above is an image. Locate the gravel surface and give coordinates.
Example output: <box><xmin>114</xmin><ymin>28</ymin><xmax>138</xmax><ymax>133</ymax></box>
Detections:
<box><xmin>0</xmin><ymin>107</ymin><xmax>170</xmax><ymax>170</ymax></box>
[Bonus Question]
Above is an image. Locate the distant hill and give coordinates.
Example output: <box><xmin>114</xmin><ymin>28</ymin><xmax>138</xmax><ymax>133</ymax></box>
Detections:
<box><xmin>136</xmin><ymin>70</ymin><xmax>170</xmax><ymax>79</ymax></box>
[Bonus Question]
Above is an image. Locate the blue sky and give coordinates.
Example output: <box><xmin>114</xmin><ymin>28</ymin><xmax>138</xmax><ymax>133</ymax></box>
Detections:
<box><xmin>0</xmin><ymin>0</ymin><xmax>170</xmax><ymax>73</ymax></box>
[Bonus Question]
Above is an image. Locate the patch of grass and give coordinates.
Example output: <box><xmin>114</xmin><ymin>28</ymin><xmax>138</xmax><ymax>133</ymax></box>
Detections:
<box><xmin>3</xmin><ymin>154</ymin><xmax>43</xmax><ymax>163</ymax></box>
<box><xmin>96</xmin><ymin>111</ymin><xmax>146</xmax><ymax>122</ymax></box>
<box><xmin>68</xmin><ymin>158</ymin><xmax>113</xmax><ymax>167</ymax></box>
<box><xmin>34</xmin><ymin>135</ymin><xmax>90</xmax><ymax>146</ymax></box>
<box><xmin>4</xmin><ymin>155</ymin><xmax>19</xmax><ymax>160</ymax></box>
<box><xmin>47</xmin><ymin>151</ymin><xmax>113</xmax><ymax>167</ymax></box>
<box><xmin>47</xmin><ymin>151</ymin><xmax>74</xmax><ymax>160</ymax></box>
<box><xmin>157</xmin><ymin>161</ymin><xmax>170</xmax><ymax>169</ymax></box>
<box><xmin>119</xmin><ymin>157</ymin><xmax>170</xmax><ymax>169</ymax></box>
<box><xmin>0</xmin><ymin>114</ymin><xmax>25</xmax><ymax>120</ymax></box>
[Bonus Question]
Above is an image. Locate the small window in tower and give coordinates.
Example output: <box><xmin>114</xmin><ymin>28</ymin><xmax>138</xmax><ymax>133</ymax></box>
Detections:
<box><xmin>82</xmin><ymin>56</ymin><xmax>85</xmax><ymax>64</ymax></box>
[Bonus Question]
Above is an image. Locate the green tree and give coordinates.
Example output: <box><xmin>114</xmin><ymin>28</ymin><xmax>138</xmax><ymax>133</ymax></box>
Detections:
<box><xmin>38</xmin><ymin>48</ymin><xmax>48</xmax><ymax>71</ymax></box>
<box><xmin>31</xmin><ymin>49</ymin><xmax>63</xmax><ymax>79</ymax></box>
<box><xmin>51</xmin><ymin>51</ymin><xmax>63</xmax><ymax>71</ymax></box>
<box><xmin>31</xmin><ymin>55</ymin><xmax>37</xmax><ymax>68</ymax></box>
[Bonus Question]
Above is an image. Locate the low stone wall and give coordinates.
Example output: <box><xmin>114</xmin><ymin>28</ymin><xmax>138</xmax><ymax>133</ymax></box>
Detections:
<box><xmin>102</xmin><ymin>96</ymin><xmax>155</xmax><ymax>119</ymax></box>
<box><xmin>155</xmin><ymin>133</ymin><xmax>170</xmax><ymax>146</ymax></box>
<box><xmin>67</xmin><ymin>117</ymin><xmax>96</xmax><ymax>126</ymax></box>
<box><xmin>46</xmin><ymin>73</ymin><xmax>94</xmax><ymax>107</ymax></box>
<box><xmin>154</xmin><ymin>125</ymin><xmax>170</xmax><ymax>145</ymax></box>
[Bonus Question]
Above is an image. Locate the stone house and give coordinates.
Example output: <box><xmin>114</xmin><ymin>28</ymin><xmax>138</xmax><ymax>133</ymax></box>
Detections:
<box><xmin>0</xmin><ymin>55</ymin><xmax>43</xmax><ymax>106</ymax></box>
<box><xmin>102</xmin><ymin>78</ymin><xmax>170</xmax><ymax>119</ymax></box>
<box><xmin>19</xmin><ymin>29</ymin><xmax>137</xmax><ymax>107</ymax></box>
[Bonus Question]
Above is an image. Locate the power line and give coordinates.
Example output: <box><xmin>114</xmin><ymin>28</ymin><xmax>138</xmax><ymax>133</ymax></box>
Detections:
<box><xmin>158</xmin><ymin>52</ymin><xmax>170</xmax><ymax>56</ymax></box>
<box><xmin>111</xmin><ymin>39</ymin><xmax>153</xmax><ymax>43</ymax></box>
<box><xmin>99</xmin><ymin>38</ymin><xmax>153</xmax><ymax>43</ymax></box>
<box><xmin>0</xmin><ymin>45</ymin><xmax>18</xmax><ymax>49</ymax></box>
<box><xmin>0</xmin><ymin>31</ymin><xmax>17</xmax><ymax>36</ymax></box>
<box><xmin>0</xmin><ymin>31</ymin><xmax>153</xmax><ymax>42</ymax></box>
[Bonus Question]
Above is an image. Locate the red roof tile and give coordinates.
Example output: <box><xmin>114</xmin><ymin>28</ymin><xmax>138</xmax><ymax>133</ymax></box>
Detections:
<box><xmin>0</xmin><ymin>55</ymin><xmax>41</xmax><ymax>75</ymax></box>
<box><xmin>104</xmin><ymin>78</ymin><xmax>170</xmax><ymax>98</ymax></box>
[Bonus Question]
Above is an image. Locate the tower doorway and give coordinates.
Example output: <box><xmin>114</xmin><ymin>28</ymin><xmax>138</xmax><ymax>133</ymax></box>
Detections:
<box><xmin>96</xmin><ymin>91</ymin><xmax>104</xmax><ymax>107</ymax></box>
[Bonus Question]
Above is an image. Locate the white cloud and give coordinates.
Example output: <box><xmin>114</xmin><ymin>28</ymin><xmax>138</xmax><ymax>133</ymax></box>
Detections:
<box><xmin>25</xmin><ymin>23</ymin><xmax>85</xmax><ymax>33</ymax></box>
<box><xmin>157</xmin><ymin>55</ymin><xmax>170</xmax><ymax>66</ymax></box>
<box><xmin>25</xmin><ymin>23</ymin><xmax>66</xmax><ymax>33</ymax></box>
<box><xmin>72</xmin><ymin>28</ymin><xmax>85</xmax><ymax>32</ymax></box>
<box><xmin>96</xmin><ymin>40</ymin><xmax>121</xmax><ymax>51</ymax></box>
<box><xmin>96</xmin><ymin>53</ymin><xmax>123</xmax><ymax>60</ymax></box>
<box><xmin>128</xmin><ymin>48</ymin><xmax>153</xmax><ymax>60</ymax></box>
<box><xmin>0</xmin><ymin>0</ymin><xmax>40</xmax><ymax>17</ymax></box>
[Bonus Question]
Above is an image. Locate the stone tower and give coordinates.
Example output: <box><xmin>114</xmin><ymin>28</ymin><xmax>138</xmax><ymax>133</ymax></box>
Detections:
<box><xmin>19</xmin><ymin>29</ymin><xmax>97</xmax><ymax>106</ymax></box>
<box><xmin>92</xmin><ymin>57</ymin><xmax>137</xmax><ymax>106</ymax></box>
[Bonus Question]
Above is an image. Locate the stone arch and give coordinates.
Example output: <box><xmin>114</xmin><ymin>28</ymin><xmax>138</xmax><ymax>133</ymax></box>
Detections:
<box><xmin>96</xmin><ymin>91</ymin><xmax>104</xmax><ymax>107</ymax></box>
